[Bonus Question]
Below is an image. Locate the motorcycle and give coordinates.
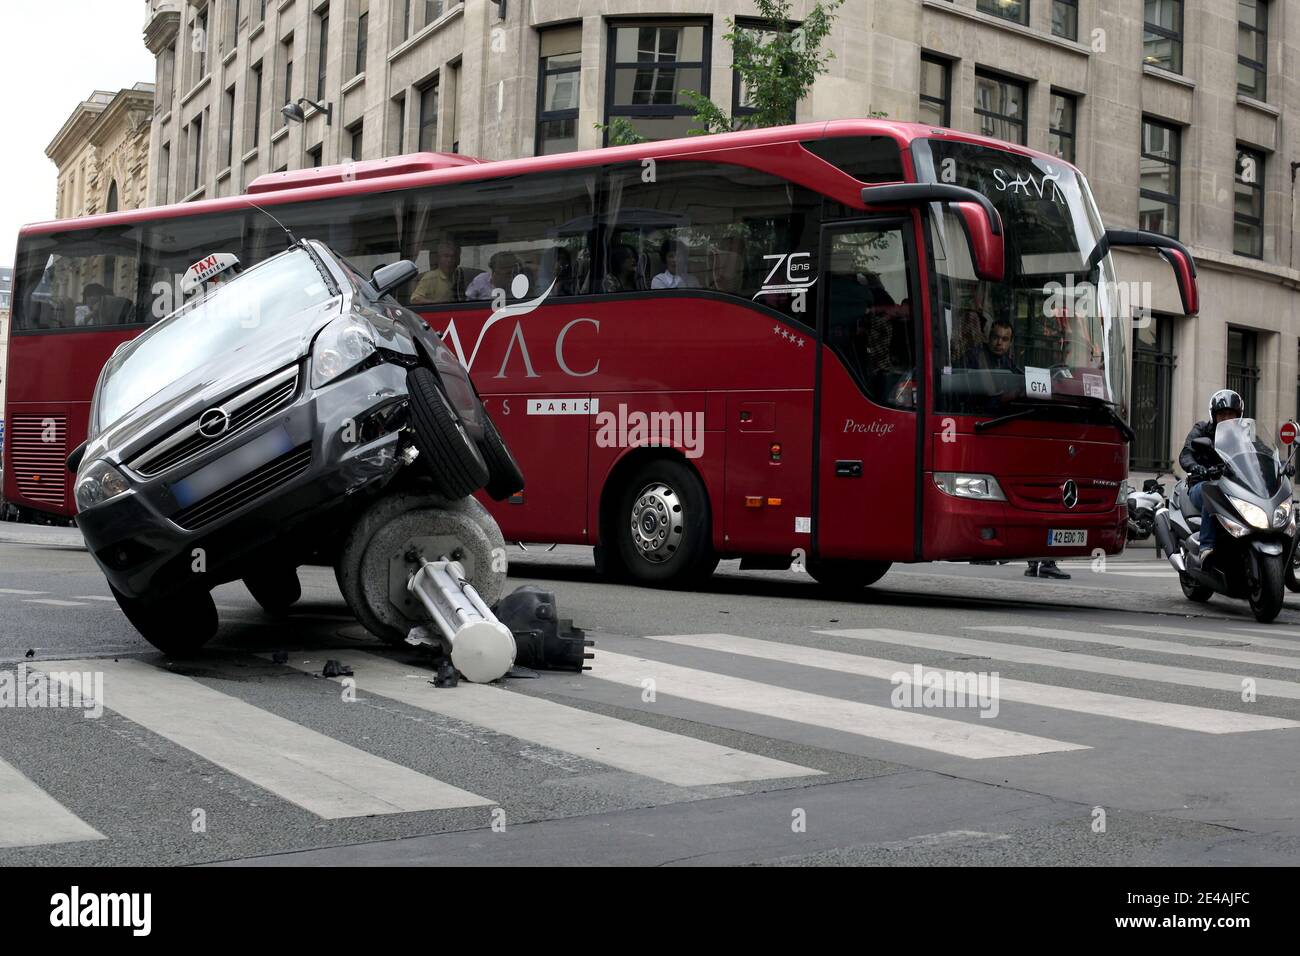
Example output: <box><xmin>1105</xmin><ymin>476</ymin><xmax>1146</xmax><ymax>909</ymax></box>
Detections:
<box><xmin>1126</xmin><ymin>473</ymin><xmax>1168</xmax><ymax>550</ymax></box>
<box><xmin>1153</xmin><ymin>417</ymin><xmax>1297</xmax><ymax>623</ymax></box>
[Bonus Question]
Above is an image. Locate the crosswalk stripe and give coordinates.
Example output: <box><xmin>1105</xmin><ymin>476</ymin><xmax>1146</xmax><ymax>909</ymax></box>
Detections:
<box><xmin>0</xmin><ymin>754</ymin><xmax>105</xmax><ymax>849</ymax></box>
<box><xmin>72</xmin><ymin>596</ymin><xmax>118</xmax><ymax>603</ymax></box>
<box><xmin>1225</xmin><ymin>626</ymin><xmax>1300</xmax><ymax>646</ymax></box>
<box><xmin>969</xmin><ymin>625</ymin><xmax>1300</xmax><ymax>671</ymax></box>
<box><xmin>273</xmin><ymin>651</ymin><xmax>819</xmax><ymax>786</ymax></box>
<box><xmin>644</xmin><ymin>634</ymin><xmax>1298</xmax><ymax>734</ymax></box>
<box><xmin>0</xmin><ymin>588</ymin><xmax>47</xmax><ymax>595</ymax></box>
<box><xmin>23</xmin><ymin>599</ymin><xmax>86</xmax><ymax>607</ymax></box>
<box><xmin>1104</xmin><ymin>623</ymin><xmax>1300</xmax><ymax>653</ymax></box>
<box><xmin>36</xmin><ymin>660</ymin><xmax>493</xmax><ymax>819</ymax></box>
<box><xmin>588</xmin><ymin>650</ymin><xmax>1087</xmax><ymax>759</ymax></box>
<box><xmin>819</xmin><ymin>629</ymin><xmax>1300</xmax><ymax>700</ymax></box>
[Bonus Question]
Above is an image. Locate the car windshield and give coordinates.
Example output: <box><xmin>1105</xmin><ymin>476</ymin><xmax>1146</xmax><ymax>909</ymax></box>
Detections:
<box><xmin>1215</xmin><ymin>418</ymin><xmax>1282</xmax><ymax>497</ymax></box>
<box><xmin>914</xmin><ymin>139</ymin><xmax>1129</xmax><ymax>418</ymax></box>
<box><xmin>96</xmin><ymin>247</ymin><xmax>335</xmax><ymax>431</ymax></box>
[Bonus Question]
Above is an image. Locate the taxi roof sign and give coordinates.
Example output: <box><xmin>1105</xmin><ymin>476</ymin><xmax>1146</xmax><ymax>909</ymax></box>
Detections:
<box><xmin>181</xmin><ymin>253</ymin><xmax>241</xmax><ymax>296</ymax></box>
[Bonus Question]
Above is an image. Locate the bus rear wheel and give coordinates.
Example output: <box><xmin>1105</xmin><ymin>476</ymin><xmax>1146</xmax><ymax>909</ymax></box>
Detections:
<box><xmin>611</xmin><ymin>458</ymin><xmax>717</xmax><ymax>586</ymax></box>
<box><xmin>806</xmin><ymin>558</ymin><xmax>891</xmax><ymax>592</ymax></box>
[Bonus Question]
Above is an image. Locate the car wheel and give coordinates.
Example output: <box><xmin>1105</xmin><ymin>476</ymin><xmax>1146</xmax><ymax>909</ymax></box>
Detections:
<box><xmin>805</xmin><ymin>558</ymin><xmax>892</xmax><ymax>592</ymax></box>
<box><xmin>478</xmin><ymin>413</ymin><xmax>525</xmax><ymax>501</ymax></box>
<box><xmin>336</xmin><ymin>491</ymin><xmax>507</xmax><ymax>644</ymax></box>
<box><xmin>610</xmin><ymin>458</ymin><xmax>717</xmax><ymax>586</ymax></box>
<box><xmin>243</xmin><ymin>565</ymin><xmax>302</xmax><ymax>616</ymax></box>
<box><xmin>1178</xmin><ymin>572</ymin><xmax>1213</xmax><ymax>603</ymax></box>
<box><xmin>406</xmin><ymin>366</ymin><xmax>489</xmax><ymax>499</ymax></box>
<box><xmin>110</xmin><ymin>585</ymin><xmax>218</xmax><ymax>656</ymax></box>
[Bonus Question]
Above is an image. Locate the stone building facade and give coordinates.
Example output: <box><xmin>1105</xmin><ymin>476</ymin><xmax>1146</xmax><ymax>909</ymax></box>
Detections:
<box><xmin>48</xmin><ymin>84</ymin><xmax>156</xmax><ymax>222</ymax></box>
<box><xmin>141</xmin><ymin>0</ymin><xmax>1299</xmax><ymax>478</ymax></box>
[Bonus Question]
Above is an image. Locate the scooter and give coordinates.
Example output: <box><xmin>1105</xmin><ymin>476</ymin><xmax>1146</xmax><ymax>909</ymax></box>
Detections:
<box><xmin>1153</xmin><ymin>418</ymin><xmax>1297</xmax><ymax>623</ymax></box>
<box><xmin>1126</xmin><ymin>473</ymin><xmax>1168</xmax><ymax>550</ymax></box>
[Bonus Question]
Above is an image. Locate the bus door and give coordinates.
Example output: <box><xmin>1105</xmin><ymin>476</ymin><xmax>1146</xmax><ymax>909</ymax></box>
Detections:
<box><xmin>814</xmin><ymin>218</ymin><xmax>924</xmax><ymax>561</ymax></box>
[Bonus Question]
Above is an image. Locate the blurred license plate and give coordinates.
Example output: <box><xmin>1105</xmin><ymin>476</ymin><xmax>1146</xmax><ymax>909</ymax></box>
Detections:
<box><xmin>1048</xmin><ymin>529</ymin><xmax>1087</xmax><ymax>547</ymax></box>
<box><xmin>169</xmin><ymin>426</ymin><xmax>294</xmax><ymax>507</ymax></box>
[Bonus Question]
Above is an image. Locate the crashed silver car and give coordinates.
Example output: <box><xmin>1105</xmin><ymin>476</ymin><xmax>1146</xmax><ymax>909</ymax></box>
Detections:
<box><xmin>70</xmin><ymin>239</ymin><xmax>523</xmax><ymax>655</ymax></box>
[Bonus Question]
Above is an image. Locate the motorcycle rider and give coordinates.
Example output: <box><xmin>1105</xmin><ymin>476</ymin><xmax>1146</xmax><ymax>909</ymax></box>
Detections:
<box><xmin>1178</xmin><ymin>389</ymin><xmax>1245</xmax><ymax>562</ymax></box>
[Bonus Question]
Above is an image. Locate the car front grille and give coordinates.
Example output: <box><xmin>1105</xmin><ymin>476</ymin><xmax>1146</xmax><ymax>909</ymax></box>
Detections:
<box><xmin>130</xmin><ymin>365</ymin><xmax>299</xmax><ymax>478</ymax></box>
<box><xmin>9</xmin><ymin>415</ymin><xmax>68</xmax><ymax>507</ymax></box>
<box><xmin>170</xmin><ymin>443</ymin><xmax>312</xmax><ymax>531</ymax></box>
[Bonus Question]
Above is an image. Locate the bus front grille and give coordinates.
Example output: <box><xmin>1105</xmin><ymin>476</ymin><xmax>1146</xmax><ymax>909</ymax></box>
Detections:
<box><xmin>170</xmin><ymin>443</ymin><xmax>312</xmax><ymax>531</ymax></box>
<box><xmin>9</xmin><ymin>416</ymin><xmax>68</xmax><ymax>507</ymax></box>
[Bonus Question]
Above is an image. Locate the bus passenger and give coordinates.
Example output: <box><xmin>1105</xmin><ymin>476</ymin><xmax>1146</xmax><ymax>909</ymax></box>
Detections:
<box><xmin>410</xmin><ymin>238</ymin><xmax>464</xmax><ymax>304</ymax></box>
<box><xmin>465</xmin><ymin>251</ymin><xmax>520</xmax><ymax>301</ymax></box>
<box><xmin>78</xmin><ymin>283</ymin><xmax>133</xmax><ymax>326</ymax></box>
<box><xmin>540</xmin><ymin>246</ymin><xmax>575</xmax><ymax>296</ymax></box>
<box><xmin>603</xmin><ymin>244</ymin><xmax>640</xmax><ymax>293</ymax></box>
<box><xmin>651</xmin><ymin>238</ymin><xmax>700</xmax><ymax>289</ymax></box>
<box><xmin>710</xmin><ymin>235</ymin><xmax>747</xmax><ymax>294</ymax></box>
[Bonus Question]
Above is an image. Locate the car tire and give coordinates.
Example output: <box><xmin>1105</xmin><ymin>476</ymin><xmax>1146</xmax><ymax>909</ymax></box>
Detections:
<box><xmin>610</xmin><ymin>458</ymin><xmax>717</xmax><ymax>586</ymax></box>
<box><xmin>478</xmin><ymin>414</ymin><xmax>525</xmax><ymax>501</ymax></box>
<box><xmin>243</xmin><ymin>565</ymin><xmax>302</xmax><ymax>616</ymax></box>
<box><xmin>407</xmin><ymin>366</ymin><xmax>489</xmax><ymax>499</ymax></box>
<box><xmin>805</xmin><ymin>558</ymin><xmax>892</xmax><ymax>592</ymax></box>
<box><xmin>336</xmin><ymin>491</ymin><xmax>507</xmax><ymax>644</ymax></box>
<box><xmin>110</xmin><ymin>585</ymin><xmax>218</xmax><ymax>656</ymax></box>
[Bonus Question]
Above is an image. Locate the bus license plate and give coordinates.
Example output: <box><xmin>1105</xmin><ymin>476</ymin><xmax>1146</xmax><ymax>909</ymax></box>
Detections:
<box><xmin>1048</xmin><ymin>529</ymin><xmax>1087</xmax><ymax>547</ymax></box>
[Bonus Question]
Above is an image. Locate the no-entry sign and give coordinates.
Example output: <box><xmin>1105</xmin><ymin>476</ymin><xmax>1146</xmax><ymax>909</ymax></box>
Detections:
<box><xmin>1281</xmin><ymin>421</ymin><xmax>1297</xmax><ymax>445</ymax></box>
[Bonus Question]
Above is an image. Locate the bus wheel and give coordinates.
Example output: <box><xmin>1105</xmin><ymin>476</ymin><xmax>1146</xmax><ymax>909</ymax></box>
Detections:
<box><xmin>110</xmin><ymin>585</ymin><xmax>218</xmax><ymax>656</ymax></box>
<box><xmin>478</xmin><ymin>414</ymin><xmax>525</xmax><ymax>501</ymax></box>
<box><xmin>806</xmin><ymin>559</ymin><xmax>891</xmax><ymax>592</ymax></box>
<box><xmin>243</xmin><ymin>565</ymin><xmax>302</xmax><ymax>616</ymax></box>
<box><xmin>407</xmin><ymin>367</ymin><xmax>489</xmax><ymax>499</ymax></box>
<box><xmin>613</xmin><ymin>459</ymin><xmax>717</xmax><ymax>586</ymax></box>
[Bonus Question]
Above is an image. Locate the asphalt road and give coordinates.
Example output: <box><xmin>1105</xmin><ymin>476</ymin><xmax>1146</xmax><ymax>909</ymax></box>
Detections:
<box><xmin>2</xmin><ymin>524</ymin><xmax>1300</xmax><ymax>866</ymax></box>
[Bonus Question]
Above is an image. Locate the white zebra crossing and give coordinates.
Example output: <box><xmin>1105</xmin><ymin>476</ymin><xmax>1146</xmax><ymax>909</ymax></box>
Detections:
<box><xmin>35</xmin><ymin>659</ymin><xmax>493</xmax><ymax>819</ymax></box>
<box><xmin>819</xmin><ymin>629</ymin><xmax>1300</xmax><ymax>699</ymax></box>
<box><xmin>642</xmin><ymin>634</ymin><xmax>1298</xmax><ymax>734</ymax></box>
<box><xmin>0</xmin><ymin>754</ymin><xmax>105</xmax><ymax>849</ymax></box>
<box><xmin>1104</xmin><ymin>623</ymin><xmax>1300</xmax><ymax>653</ymax></box>
<box><xmin>274</xmin><ymin>650</ymin><xmax>820</xmax><ymax>786</ymax></box>
<box><xmin>587</xmin><ymin>650</ymin><xmax>1088</xmax><ymax>759</ymax></box>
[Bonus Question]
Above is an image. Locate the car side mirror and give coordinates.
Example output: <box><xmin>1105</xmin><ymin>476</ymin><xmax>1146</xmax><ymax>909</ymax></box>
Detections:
<box><xmin>66</xmin><ymin>441</ymin><xmax>87</xmax><ymax>474</ymax></box>
<box><xmin>1101</xmin><ymin>229</ymin><xmax>1199</xmax><ymax>316</ymax></box>
<box><xmin>861</xmin><ymin>183</ymin><xmax>1005</xmax><ymax>283</ymax></box>
<box><xmin>371</xmin><ymin>260</ymin><xmax>419</xmax><ymax>298</ymax></box>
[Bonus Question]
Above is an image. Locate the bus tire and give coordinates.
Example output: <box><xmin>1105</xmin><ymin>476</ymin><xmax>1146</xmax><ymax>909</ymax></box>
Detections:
<box><xmin>243</xmin><ymin>565</ymin><xmax>302</xmax><ymax>616</ymax></box>
<box><xmin>407</xmin><ymin>367</ymin><xmax>489</xmax><ymax>500</ymax></box>
<box><xmin>806</xmin><ymin>558</ymin><xmax>891</xmax><ymax>592</ymax></box>
<box><xmin>612</xmin><ymin>458</ymin><xmax>717</xmax><ymax>586</ymax></box>
<box><xmin>111</xmin><ymin>585</ymin><xmax>218</xmax><ymax>656</ymax></box>
<box><xmin>478</xmin><ymin>413</ymin><xmax>525</xmax><ymax>501</ymax></box>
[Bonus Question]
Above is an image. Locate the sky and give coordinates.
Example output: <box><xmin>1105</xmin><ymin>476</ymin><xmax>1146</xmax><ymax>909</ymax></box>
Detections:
<box><xmin>0</xmin><ymin>1</ymin><xmax>156</xmax><ymax>268</ymax></box>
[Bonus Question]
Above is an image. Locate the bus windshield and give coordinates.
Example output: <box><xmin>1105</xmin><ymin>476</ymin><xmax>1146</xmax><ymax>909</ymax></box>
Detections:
<box><xmin>914</xmin><ymin>138</ymin><xmax>1128</xmax><ymax>419</ymax></box>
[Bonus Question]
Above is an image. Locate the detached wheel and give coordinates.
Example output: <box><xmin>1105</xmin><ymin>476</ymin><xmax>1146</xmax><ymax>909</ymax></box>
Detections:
<box><xmin>110</xmin><ymin>585</ymin><xmax>218</xmax><ymax>656</ymax></box>
<box><xmin>478</xmin><ymin>413</ymin><xmax>525</xmax><ymax>501</ymax></box>
<box><xmin>407</xmin><ymin>366</ymin><xmax>488</xmax><ymax>499</ymax></box>
<box><xmin>1249</xmin><ymin>554</ymin><xmax>1285</xmax><ymax>623</ymax></box>
<box><xmin>243</xmin><ymin>565</ymin><xmax>301</xmax><ymax>616</ymax></box>
<box><xmin>610</xmin><ymin>458</ymin><xmax>717</xmax><ymax>586</ymax></box>
<box><xmin>806</xmin><ymin>558</ymin><xmax>891</xmax><ymax>592</ymax></box>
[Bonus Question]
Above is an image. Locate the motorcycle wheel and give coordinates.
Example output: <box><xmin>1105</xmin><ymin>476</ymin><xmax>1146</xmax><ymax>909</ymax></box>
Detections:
<box><xmin>1178</xmin><ymin>573</ymin><xmax>1213</xmax><ymax>603</ymax></box>
<box><xmin>1286</xmin><ymin>550</ymin><xmax>1300</xmax><ymax>593</ymax></box>
<box><xmin>1249</xmin><ymin>554</ymin><xmax>1286</xmax><ymax>623</ymax></box>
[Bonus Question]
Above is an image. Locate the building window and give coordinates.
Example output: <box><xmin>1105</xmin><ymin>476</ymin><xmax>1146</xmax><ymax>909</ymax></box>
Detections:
<box><xmin>418</xmin><ymin>80</ymin><xmax>438</xmax><ymax>151</ymax></box>
<box><xmin>160</xmin><ymin>142</ymin><xmax>170</xmax><ymax>203</ymax></box>
<box><xmin>354</xmin><ymin>0</ymin><xmax>369</xmax><ymax>76</ymax></box>
<box><xmin>918</xmin><ymin>54</ymin><xmax>950</xmax><ymax>127</ymax></box>
<box><xmin>189</xmin><ymin>113</ymin><xmax>205</xmax><ymax>194</ymax></box>
<box><xmin>250</xmin><ymin>61</ymin><xmax>263</xmax><ymax>148</ymax></box>
<box><xmin>1144</xmin><ymin>0</ymin><xmax>1183</xmax><ymax>73</ymax></box>
<box><xmin>282</xmin><ymin>34</ymin><xmax>295</xmax><ymax>109</ymax></box>
<box><xmin>349</xmin><ymin>121</ymin><xmax>364</xmax><ymax>162</ymax></box>
<box><xmin>974</xmin><ymin>70</ymin><xmax>1026</xmax><ymax>145</ymax></box>
<box><xmin>307</xmin><ymin>144</ymin><xmax>323</xmax><ymax>167</ymax></box>
<box><xmin>1238</xmin><ymin>1</ymin><xmax>1267</xmax><ymax>99</ymax></box>
<box><xmin>1227</xmin><ymin>327</ymin><xmax>1260</xmax><ymax>416</ymax></box>
<box><xmin>1131</xmin><ymin>315</ymin><xmax>1176</xmax><ymax>471</ymax></box>
<box><xmin>1139</xmin><ymin>118</ymin><xmax>1180</xmax><ymax>238</ymax></box>
<box><xmin>1048</xmin><ymin>90</ymin><xmax>1076</xmax><ymax>162</ymax></box>
<box><xmin>605</xmin><ymin>21</ymin><xmax>710</xmax><ymax>142</ymax></box>
<box><xmin>1052</xmin><ymin>0</ymin><xmax>1078</xmax><ymax>40</ymax></box>
<box><xmin>224</xmin><ymin>84</ymin><xmax>236</xmax><ymax>168</ymax></box>
<box><xmin>316</xmin><ymin>11</ymin><xmax>329</xmax><ymax>100</ymax></box>
<box><xmin>392</xmin><ymin>92</ymin><xmax>406</xmax><ymax>154</ymax></box>
<box><xmin>256</xmin><ymin>0</ymin><xmax>267</xmax><ymax>26</ymax></box>
<box><xmin>404</xmin><ymin>0</ymin><xmax>444</xmax><ymax>39</ymax></box>
<box><xmin>227</xmin><ymin>0</ymin><xmax>241</xmax><ymax>48</ymax></box>
<box><xmin>191</xmin><ymin>6</ymin><xmax>209</xmax><ymax>87</ymax></box>
<box><xmin>536</xmin><ymin>28</ymin><xmax>580</xmax><ymax>155</ymax></box>
<box><xmin>977</xmin><ymin>0</ymin><xmax>1028</xmax><ymax>26</ymax></box>
<box><xmin>1235</xmin><ymin>147</ymin><xmax>1264</xmax><ymax>259</ymax></box>
<box><xmin>731</xmin><ymin>20</ymin><xmax>797</xmax><ymax>125</ymax></box>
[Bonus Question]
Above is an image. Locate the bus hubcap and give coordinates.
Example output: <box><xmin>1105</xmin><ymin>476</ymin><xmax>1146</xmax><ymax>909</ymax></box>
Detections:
<box><xmin>629</xmin><ymin>482</ymin><xmax>683</xmax><ymax>564</ymax></box>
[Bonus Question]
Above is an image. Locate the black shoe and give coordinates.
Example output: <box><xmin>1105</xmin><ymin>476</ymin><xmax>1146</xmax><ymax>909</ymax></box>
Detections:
<box><xmin>1024</xmin><ymin>562</ymin><xmax>1038</xmax><ymax>577</ymax></box>
<box><xmin>1037</xmin><ymin>561</ymin><xmax>1071</xmax><ymax>580</ymax></box>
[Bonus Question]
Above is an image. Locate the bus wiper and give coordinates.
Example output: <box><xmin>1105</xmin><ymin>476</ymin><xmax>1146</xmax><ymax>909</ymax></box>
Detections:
<box><xmin>974</xmin><ymin>398</ymin><xmax>1137</xmax><ymax>443</ymax></box>
<box><xmin>1075</xmin><ymin>396</ymin><xmax>1136</xmax><ymax>443</ymax></box>
<box><xmin>973</xmin><ymin>405</ymin><xmax>1050</xmax><ymax>433</ymax></box>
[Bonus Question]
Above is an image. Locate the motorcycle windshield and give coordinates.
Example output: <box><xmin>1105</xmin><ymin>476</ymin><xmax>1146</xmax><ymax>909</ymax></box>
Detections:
<box><xmin>1214</xmin><ymin>418</ymin><xmax>1282</xmax><ymax>497</ymax></box>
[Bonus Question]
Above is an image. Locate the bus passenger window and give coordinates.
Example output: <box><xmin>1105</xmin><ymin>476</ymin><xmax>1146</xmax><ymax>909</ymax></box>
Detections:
<box><xmin>410</xmin><ymin>237</ymin><xmax>466</xmax><ymax>304</ymax></box>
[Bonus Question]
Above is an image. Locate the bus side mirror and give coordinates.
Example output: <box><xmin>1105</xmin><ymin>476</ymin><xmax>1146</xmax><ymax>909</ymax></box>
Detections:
<box><xmin>372</xmin><ymin>259</ymin><xmax>419</xmax><ymax>298</ymax></box>
<box><xmin>1102</xmin><ymin>229</ymin><xmax>1199</xmax><ymax>316</ymax></box>
<box><xmin>861</xmin><ymin>183</ymin><xmax>1005</xmax><ymax>283</ymax></box>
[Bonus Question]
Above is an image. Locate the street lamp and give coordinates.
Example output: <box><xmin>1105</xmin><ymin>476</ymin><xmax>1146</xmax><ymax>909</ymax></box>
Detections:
<box><xmin>281</xmin><ymin>97</ymin><xmax>333</xmax><ymax>126</ymax></box>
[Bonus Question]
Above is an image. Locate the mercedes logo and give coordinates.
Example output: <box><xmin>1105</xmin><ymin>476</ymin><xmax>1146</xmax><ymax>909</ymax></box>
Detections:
<box><xmin>198</xmin><ymin>407</ymin><xmax>230</xmax><ymax>439</ymax></box>
<box><xmin>1061</xmin><ymin>479</ymin><xmax>1079</xmax><ymax>509</ymax></box>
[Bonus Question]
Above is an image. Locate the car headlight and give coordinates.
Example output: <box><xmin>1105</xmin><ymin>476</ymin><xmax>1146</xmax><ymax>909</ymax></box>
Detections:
<box><xmin>1274</xmin><ymin>502</ymin><xmax>1292</xmax><ymax>528</ymax></box>
<box><xmin>1117</xmin><ymin>481</ymin><xmax>1130</xmax><ymax>505</ymax></box>
<box><xmin>1228</xmin><ymin>496</ymin><xmax>1270</xmax><ymax>530</ymax></box>
<box><xmin>311</xmin><ymin>314</ymin><xmax>376</xmax><ymax>388</ymax></box>
<box><xmin>932</xmin><ymin>472</ymin><xmax>1007</xmax><ymax>501</ymax></box>
<box><xmin>74</xmin><ymin>459</ymin><xmax>130</xmax><ymax>512</ymax></box>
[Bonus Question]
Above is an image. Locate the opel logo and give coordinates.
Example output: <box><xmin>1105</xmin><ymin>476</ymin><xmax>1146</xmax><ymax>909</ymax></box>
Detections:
<box><xmin>198</xmin><ymin>407</ymin><xmax>230</xmax><ymax>439</ymax></box>
<box><xmin>1061</xmin><ymin>479</ymin><xmax>1079</xmax><ymax>509</ymax></box>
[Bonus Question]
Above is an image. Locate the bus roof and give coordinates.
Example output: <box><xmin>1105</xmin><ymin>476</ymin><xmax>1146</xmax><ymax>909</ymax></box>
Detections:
<box><xmin>18</xmin><ymin>118</ymin><xmax>1081</xmax><ymax>238</ymax></box>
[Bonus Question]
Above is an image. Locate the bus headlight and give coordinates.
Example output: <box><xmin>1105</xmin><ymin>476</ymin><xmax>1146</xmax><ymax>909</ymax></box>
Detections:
<box><xmin>1273</xmin><ymin>502</ymin><xmax>1291</xmax><ymax>528</ymax></box>
<box><xmin>74</xmin><ymin>460</ymin><xmax>130</xmax><ymax>512</ymax></box>
<box><xmin>1227</xmin><ymin>496</ymin><xmax>1269</xmax><ymax>530</ymax></box>
<box><xmin>932</xmin><ymin>472</ymin><xmax>1007</xmax><ymax>501</ymax></box>
<box><xmin>311</xmin><ymin>315</ymin><xmax>376</xmax><ymax>388</ymax></box>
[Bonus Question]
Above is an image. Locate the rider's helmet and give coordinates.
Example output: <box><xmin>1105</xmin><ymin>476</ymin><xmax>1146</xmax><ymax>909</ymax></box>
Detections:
<box><xmin>1208</xmin><ymin>389</ymin><xmax>1244</xmax><ymax>422</ymax></box>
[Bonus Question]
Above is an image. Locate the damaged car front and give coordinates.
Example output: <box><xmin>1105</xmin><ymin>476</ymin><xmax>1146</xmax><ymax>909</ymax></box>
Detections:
<box><xmin>72</xmin><ymin>239</ymin><xmax>489</xmax><ymax>654</ymax></box>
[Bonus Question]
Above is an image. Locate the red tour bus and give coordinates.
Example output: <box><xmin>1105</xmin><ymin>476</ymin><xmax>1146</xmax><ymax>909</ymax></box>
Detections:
<box><xmin>3</xmin><ymin>119</ymin><xmax>1198</xmax><ymax>588</ymax></box>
